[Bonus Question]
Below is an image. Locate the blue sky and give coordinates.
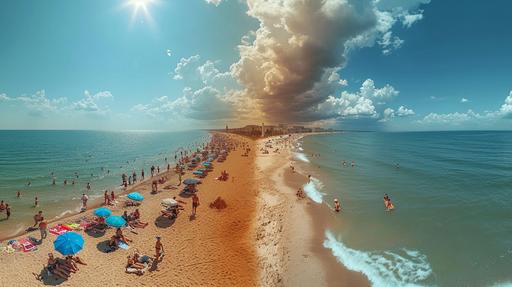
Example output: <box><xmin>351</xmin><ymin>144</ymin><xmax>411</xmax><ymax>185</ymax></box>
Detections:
<box><xmin>0</xmin><ymin>0</ymin><xmax>511</xmax><ymax>131</ymax></box>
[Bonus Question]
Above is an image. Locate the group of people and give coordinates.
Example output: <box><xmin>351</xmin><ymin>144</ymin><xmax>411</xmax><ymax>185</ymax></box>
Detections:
<box><xmin>41</xmin><ymin>252</ymin><xmax>86</xmax><ymax>280</ymax></box>
<box><xmin>122</xmin><ymin>209</ymin><xmax>149</xmax><ymax>229</ymax></box>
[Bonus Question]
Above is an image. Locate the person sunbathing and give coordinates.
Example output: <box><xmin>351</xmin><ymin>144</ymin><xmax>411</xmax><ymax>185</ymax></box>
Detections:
<box><xmin>64</xmin><ymin>256</ymin><xmax>79</xmax><ymax>273</ymax></box>
<box><xmin>125</xmin><ymin>255</ymin><xmax>145</xmax><ymax>275</ymax></box>
<box><xmin>129</xmin><ymin>209</ymin><xmax>148</xmax><ymax>228</ymax></box>
<box><xmin>46</xmin><ymin>253</ymin><xmax>70</xmax><ymax>280</ymax></box>
<box><xmin>109</xmin><ymin>228</ymin><xmax>132</xmax><ymax>249</ymax></box>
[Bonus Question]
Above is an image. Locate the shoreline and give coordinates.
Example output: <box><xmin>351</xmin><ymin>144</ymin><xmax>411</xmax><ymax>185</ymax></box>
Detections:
<box><xmin>0</xmin><ymin>132</ymin><xmax>259</xmax><ymax>286</ymax></box>
<box><xmin>254</xmin><ymin>133</ymin><xmax>370</xmax><ymax>286</ymax></box>
<box><xmin>0</xmin><ymin>171</ymin><xmax>176</xmax><ymax>242</ymax></box>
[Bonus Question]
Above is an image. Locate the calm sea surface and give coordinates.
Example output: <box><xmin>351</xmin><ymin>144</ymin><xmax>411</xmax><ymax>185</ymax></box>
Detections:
<box><xmin>295</xmin><ymin>131</ymin><xmax>512</xmax><ymax>287</ymax></box>
<box><xmin>0</xmin><ymin>130</ymin><xmax>209</xmax><ymax>238</ymax></box>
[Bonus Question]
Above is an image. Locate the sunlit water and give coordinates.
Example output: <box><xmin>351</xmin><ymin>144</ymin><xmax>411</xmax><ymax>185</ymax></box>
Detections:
<box><xmin>294</xmin><ymin>131</ymin><xmax>512</xmax><ymax>287</ymax></box>
<box><xmin>0</xmin><ymin>130</ymin><xmax>209</xmax><ymax>238</ymax></box>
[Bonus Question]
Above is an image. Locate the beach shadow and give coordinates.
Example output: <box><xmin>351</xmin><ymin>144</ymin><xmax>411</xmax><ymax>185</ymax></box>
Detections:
<box><xmin>148</xmin><ymin>257</ymin><xmax>162</xmax><ymax>272</ymax></box>
<box><xmin>34</xmin><ymin>268</ymin><xmax>67</xmax><ymax>286</ymax></box>
<box><xmin>0</xmin><ymin>218</ymin><xmax>8</xmax><ymax>222</ymax></box>
<box><xmin>178</xmin><ymin>192</ymin><xmax>193</xmax><ymax>198</ymax></box>
<box><xmin>96</xmin><ymin>240</ymin><xmax>114</xmax><ymax>253</ymax></box>
<box><xmin>189</xmin><ymin>214</ymin><xmax>196</xmax><ymax>221</ymax></box>
<box><xmin>154</xmin><ymin>216</ymin><xmax>176</xmax><ymax>229</ymax></box>
<box><xmin>85</xmin><ymin>229</ymin><xmax>106</xmax><ymax>238</ymax></box>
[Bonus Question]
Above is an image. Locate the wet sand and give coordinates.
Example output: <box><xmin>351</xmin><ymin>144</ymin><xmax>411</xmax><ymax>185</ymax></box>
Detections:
<box><xmin>255</xmin><ymin>134</ymin><xmax>370</xmax><ymax>287</ymax></box>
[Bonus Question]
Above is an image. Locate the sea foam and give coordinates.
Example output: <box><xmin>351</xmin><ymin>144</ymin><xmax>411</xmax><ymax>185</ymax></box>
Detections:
<box><xmin>302</xmin><ymin>176</ymin><xmax>324</xmax><ymax>203</ymax></box>
<box><xmin>294</xmin><ymin>152</ymin><xmax>310</xmax><ymax>163</ymax></box>
<box><xmin>323</xmin><ymin>231</ymin><xmax>433</xmax><ymax>287</ymax></box>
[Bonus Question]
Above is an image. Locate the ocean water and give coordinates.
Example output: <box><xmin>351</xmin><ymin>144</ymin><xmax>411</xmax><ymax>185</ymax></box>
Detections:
<box><xmin>0</xmin><ymin>130</ymin><xmax>209</xmax><ymax>238</ymax></box>
<box><xmin>295</xmin><ymin>131</ymin><xmax>512</xmax><ymax>287</ymax></box>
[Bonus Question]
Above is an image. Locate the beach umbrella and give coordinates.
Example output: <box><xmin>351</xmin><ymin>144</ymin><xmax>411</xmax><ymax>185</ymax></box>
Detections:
<box><xmin>105</xmin><ymin>216</ymin><xmax>127</xmax><ymax>228</ymax></box>
<box><xmin>193</xmin><ymin>170</ymin><xmax>204</xmax><ymax>175</ymax></box>
<box><xmin>127</xmin><ymin>192</ymin><xmax>144</xmax><ymax>201</ymax></box>
<box><xmin>202</xmin><ymin>162</ymin><xmax>212</xmax><ymax>167</ymax></box>
<box><xmin>183</xmin><ymin>178</ymin><xmax>200</xmax><ymax>185</ymax></box>
<box><xmin>94</xmin><ymin>207</ymin><xmax>112</xmax><ymax>217</ymax></box>
<box><xmin>54</xmin><ymin>232</ymin><xmax>84</xmax><ymax>256</ymax></box>
<box><xmin>161</xmin><ymin>198</ymin><xmax>178</xmax><ymax>207</ymax></box>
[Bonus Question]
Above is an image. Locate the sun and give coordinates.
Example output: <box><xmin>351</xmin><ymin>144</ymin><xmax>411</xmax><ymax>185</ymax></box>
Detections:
<box><xmin>123</xmin><ymin>0</ymin><xmax>158</xmax><ymax>25</ymax></box>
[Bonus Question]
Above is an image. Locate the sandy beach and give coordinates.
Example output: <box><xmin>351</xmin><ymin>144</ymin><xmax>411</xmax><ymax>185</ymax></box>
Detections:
<box><xmin>254</xmin><ymin>134</ymin><xmax>370</xmax><ymax>287</ymax></box>
<box><xmin>1</xmin><ymin>132</ymin><xmax>369</xmax><ymax>287</ymax></box>
<box><xmin>0</xmin><ymin>133</ymin><xmax>258</xmax><ymax>287</ymax></box>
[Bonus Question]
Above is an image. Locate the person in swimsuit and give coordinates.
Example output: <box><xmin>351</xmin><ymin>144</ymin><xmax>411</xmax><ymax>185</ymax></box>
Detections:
<box><xmin>155</xmin><ymin>236</ymin><xmax>164</xmax><ymax>261</ymax></box>
<box><xmin>46</xmin><ymin>253</ymin><xmax>70</xmax><ymax>280</ymax></box>
<box><xmin>5</xmin><ymin>204</ymin><xmax>10</xmax><ymax>220</ymax></box>
<box><xmin>191</xmin><ymin>194</ymin><xmax>200</xmax><ymax>216</ymax></box>
<box><xmin>34</xmin><ymin>196</ymin><xmax>39</xmax><ymax>207</ymax></box>
<box><xmin>334</xmin><ymin>199</ymin><xmax>341</xmax><ymax>212</ymax></box>
<box><xmin>0</xmin><ymin>200</ymin><xmax>5</xmax><ymax>212</ymax></box>
<box><xmin>33</xmin><ymin>211</ymin><xmax>43</xmax><ymax>227</ymax></box>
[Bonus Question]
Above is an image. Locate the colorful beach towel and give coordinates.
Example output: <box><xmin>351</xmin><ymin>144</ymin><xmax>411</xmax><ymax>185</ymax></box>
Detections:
<box><xmin>49</xmin><ymin>224</ymin><xmax>72</xmax><ymax>235</ymax></box>
<box><xmin>64</xmin><ymin>223</ymin><xmax>80</xmax><ymax>230</ymax></box>
<box><xmin>18</xmin><ymin>238</ymin><xmax>38</xmax><ymax>253</ymax></box>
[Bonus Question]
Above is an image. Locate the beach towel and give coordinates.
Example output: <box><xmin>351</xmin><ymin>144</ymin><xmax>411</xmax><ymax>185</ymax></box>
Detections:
<box><xmin>64</xmin><ymin>223</ymin><xmax>80</xmax><ymax>230</ymax></box>
<box><xmin>118</xmin><ymin>241</ymin><xmax>130</xmax><ymax>250</ymax></box>
<box><xmin>1</xmin><ymin>245</ymin><xmax>15</xmax><ymax>254</ymax></box>
<box><xmin>18</xmin><ymin>238</ymin><xmax>37</xmax><ymax>253</ymax></box>
<box><xmin>49</xmin><ymin>224</ymin><xmax>72</xmax><ymax>235</ymax></box>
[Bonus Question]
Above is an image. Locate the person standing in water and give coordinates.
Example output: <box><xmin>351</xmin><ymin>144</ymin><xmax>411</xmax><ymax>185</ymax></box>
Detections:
<box><xmin>16</xmin><ymin>191</ymin><xmax>21</xmax><ymax>198</ymax></box>
<box><xmin>5</xmin><ymin>204</ymin><xmax>10</xmax><ymax>220</ymax></box>
<box><xmin>34</xmin><ymin>196</ymin><xmax>39</xmax><ymax>207</ymax></box>
<box><xmin>81</xmin><ymin>193</ymin><xmax>89</xmax><ymax>211</ymax></box>
<box><xmin>334</xmin><ymin>199</ymin><xmax>341</xmax><ymax>212</ymax></box>
<box><xmin>141</xmin><ymin>169</ymin><xmax>145</xmax><ymax>180</ymax></box>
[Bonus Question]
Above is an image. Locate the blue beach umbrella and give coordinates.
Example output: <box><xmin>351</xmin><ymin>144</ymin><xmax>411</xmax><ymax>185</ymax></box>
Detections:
<box><xmin>183</xmin><ymin>178</ymin><xmax>200</xmax><ymax>185</ymax></box>
<box><xmin>193</xmin><ymin>170</ymin><xmax>204</xmax><ymax>175</ymax></box>
<box><xmin>54</xmin><ymin>232</ymin><xmax>84</xmax><ymax>256</ymax></box>
<box><xmin>94</xmin><ymin>207</ymin><xmax>112</xmax><ymax>217</ymax></box>
<box><xmin>105</xmin><ymin>216</ymin><xmax>127</xmax><ymax>228</ymax></box>
<box><xmin>127</xmin><ymin>192</ymin><xmax>144</xmax><ymax>201</ymax></box>
<box><xmin>202</xmin><ymin>162</ymin><xmax>212</xmax><ymax>167</ymax></box>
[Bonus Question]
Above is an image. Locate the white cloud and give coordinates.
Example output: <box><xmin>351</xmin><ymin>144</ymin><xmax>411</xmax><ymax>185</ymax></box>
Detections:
<box><xmin>360</xmin><ymin>79</ymin><xmax>399</xmax><ymax>99</ymax></box>
<box><xmin>205</xmin><ymin>0</ymin><xmax>223</xmax><ymax>6</ymax></box>
<box><xmin>72</xmin><ymin>91</ymin><xmax>113</xmax><ymax>113</ymax></box>
<box><xmin>0</xmin><ymin>90</ymin><xmax>113</xmax><ymax>116</ymax></box>
<box><xmin>173</xmin><ymin>55</ymin><xmax>201</xmax><ymax>80</ymax></box>
<box><xmin>499</xmin><ymin>91</ymin><xmax>512</xmax><ymax>118</ymax></box>
<box><xmin>380</xmin><ymin>105</ymin><xmax>415</xmax><ymax>121</ymax></box>
<box><xmin>401</xmin><ymin>11</ymin><xmax>424</xmax><ymax>28</ymax></box>
<box><xmin>396</xmin><ymin>105</ymin><xmax>415</xmax><ymax>116</ymax></box>
<box><xmin>419</xmin><ymin>91</ymin><xmax>512</xmax><ymax>126</ymax></box>
<box><xmin>461</xmin><ymin>97</ymin><xmax>469</xmax><ymax>103</ymax></box>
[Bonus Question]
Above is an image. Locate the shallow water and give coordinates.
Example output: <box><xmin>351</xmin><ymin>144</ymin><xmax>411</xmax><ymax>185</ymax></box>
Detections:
<box><xmin>296</xmin><ymin>131</ymin><xmax>512</xmax><ymax>287</ymax></box>
<box><xmin>0</xmin><ymin>130</ymin><xmax>209</xmax><ymax>238</ymax></box>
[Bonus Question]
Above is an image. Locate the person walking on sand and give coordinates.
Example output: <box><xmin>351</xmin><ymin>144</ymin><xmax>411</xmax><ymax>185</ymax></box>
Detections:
<box><xmin>111</xmin><ymin>190</ymin><xmax>115</xmax><ymax>203</ymax></box>
<box><xmin>191</xmin><ymin>194</ymin><xmax>200</xmax><ymax>216</ymax></box>
<box><xmin>155</xmin><ymin>236</ymin><xmax>164</xmax><ymax>261</ymax></box>
<box><xmin>39</xmin><ymin>218</ymin><xmax>48</xmax><ymax>241</ymax></box>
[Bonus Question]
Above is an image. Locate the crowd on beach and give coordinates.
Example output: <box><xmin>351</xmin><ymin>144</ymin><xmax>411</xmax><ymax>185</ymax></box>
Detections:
<box><xmin>0</xmin><ymin>133</ymin><xmax>245</xmax><ymax>284</ymax></box>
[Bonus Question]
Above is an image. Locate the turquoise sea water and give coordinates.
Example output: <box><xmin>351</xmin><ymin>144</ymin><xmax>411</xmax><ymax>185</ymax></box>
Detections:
<box><xmin>295</xmin><ymin>131</ymin><xmax>512</xmax><ymax>287</ymax></box>
<box><xmin>0</xmin><ymin>130</ymin><xmax>209</xmax><ymax>238</ymax></box>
